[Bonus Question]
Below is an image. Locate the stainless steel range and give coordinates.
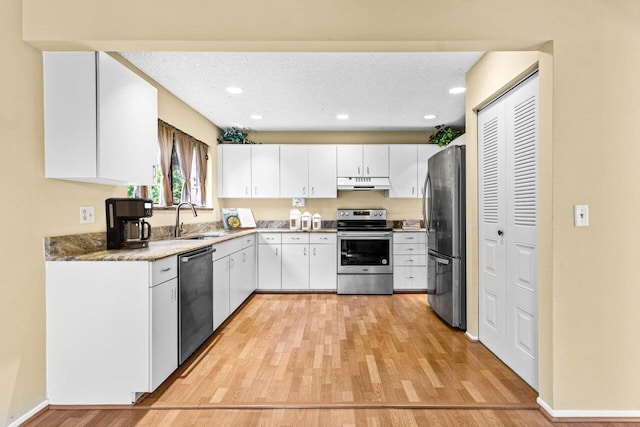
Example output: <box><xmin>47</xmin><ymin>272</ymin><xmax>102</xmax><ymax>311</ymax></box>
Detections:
<box><xmin>337</xmin><ymin>208</ymin><xmax>393</xmax><ymax>295</ymax></box>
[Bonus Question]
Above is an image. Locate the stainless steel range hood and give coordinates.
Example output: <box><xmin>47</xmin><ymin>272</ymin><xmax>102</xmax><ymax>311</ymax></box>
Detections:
<box><xmin>337</xmin><ymin>177</ymin><xmax>391</xmax><ymax>191</ymax></box>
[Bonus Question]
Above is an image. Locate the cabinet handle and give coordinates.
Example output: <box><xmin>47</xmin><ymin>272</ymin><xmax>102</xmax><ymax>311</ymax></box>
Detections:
<box><xmin>412</xmin><ymin>187</ymin><xmax>415</xmax><ymax>195</ymax></box>
<box><xmin>407</xmin><ymin>259</ymin><xmax>414</xmax><ymax>262</ymax></box>
<box><xmin>313</xmin><ymin>247</ymin><xmax>317</xmax><ymax>256</ymax></box>
<box><xmin>303</xmin><ymin>186</ymin><xmax>306</xmax><ymax>195</ymax></box>
<box><xmin>407</xmin><ymin>248</ymin><xmax>414</xmax><ymax>251</ymax></box>
<box><xmin>254</xmin><ymin>186</ymin><xmax>258</xmax><ymax>195</ymax></box>
<box><xmin>230</xmin><ymin>258</ymin><xmax>235</xmax><ymax>269</ymax></box>
<box><xmin>275</xmin><ymin>248</ymin><xmax>278</xmax><ymax>256</ymax></box>
<box><xmin>243</xmin><ymin>253</ymin><xmax>246</xmax><ymax>262</ymax></box>
<box><xmin>311</xmin><ymin>187</ymin><xmax>315</xmax><ymax>195</ymax></box>
<box><xmin>152</xmin><ymin>165</ymin><xmax>157</xmax><ymax>181</ymax></box>
<box><xmin>292</xmin><ymin>237</ymin><xmax>300</xmax><ymax>240</ymax></box>
<box><xmin>406</xmin><ymin>237</ymin><xmax>414</xmax><ymax>240</ymax></box>
<box><xmin>367</xmin><ymin>166</ymin><xmax>370</xmax><ymax>175</ymax></box>
<box><xmin>160</xmin><ymin>267</ymin><xmax>172</xmax><ymax>273</ymax></box>
<box><xmin>245</xmin><ymin>187</ymin><xmax>249</xmax><ymax>196</ymax></box>
<box><xmin>358</xmin><ymin>166</ymin><xmax>361</xmax><ymax>175</ymax></box>
<box><xmin>304</xmin><ymin>247</ymin><xmax>307</xmax><ymax>256</ymax></box>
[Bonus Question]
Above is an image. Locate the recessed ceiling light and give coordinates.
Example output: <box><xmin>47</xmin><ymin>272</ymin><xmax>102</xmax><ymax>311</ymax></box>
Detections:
<box><xmin>250</xmin><ymin>114</ymin><xmax>263</xmax><ymax>120</ymax></box>
<box><xmin>424</xmin><ymin>114</ymin><xmax>437</xmax><ymax>120</ymax></box>
<box><xmin>449</xmin><ymin>87</ymin><xmax>466</xmax><ymax>94</ymax></box>
<box><xmin>336</xmin><ymin>114</ymin><xmax>349</xmax><ymax>120</ymax></box>
<box><xmin>226</xmin><ymin>86</ymin><xmax>243</xmax><ymax>94</ymax></box>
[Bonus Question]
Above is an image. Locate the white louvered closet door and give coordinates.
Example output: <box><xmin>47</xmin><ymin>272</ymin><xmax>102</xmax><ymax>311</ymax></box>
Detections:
<box><xmin>478</xmin><ymin>99</ymin><xmax>507</xmax><ymax>363</ymax></box>
<box><xmin>504</xmin><ymin>75</ymin><xmax>539</xmax><ymax>390</ymax></box>
<box><xmin>478</xmin><ymin>73</ymin><xmax>539</xmax><ymax>391</ymax></box>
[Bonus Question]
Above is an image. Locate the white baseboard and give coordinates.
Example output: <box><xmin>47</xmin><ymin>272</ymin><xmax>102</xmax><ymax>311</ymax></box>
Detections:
<box><xmin>7</xmin><ymin>400</ymin><xmax>49</xmax><ymax>427</ymax></box>
<box><xmin>465</xmin><ymin>331</ymin><xmax>478</xmax><ymax>342</ymax></box>
<box><xmin>537</xmin><ymin>397</ymin><xmax>640</xmax><ymax>419</ymax></box>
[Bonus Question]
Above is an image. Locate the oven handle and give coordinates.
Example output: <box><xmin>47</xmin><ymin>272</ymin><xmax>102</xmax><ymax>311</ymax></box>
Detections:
<box><xmin>337</xmin><ymin>232</ymin><xmax>393</xmax><ymax>238</ymax></box>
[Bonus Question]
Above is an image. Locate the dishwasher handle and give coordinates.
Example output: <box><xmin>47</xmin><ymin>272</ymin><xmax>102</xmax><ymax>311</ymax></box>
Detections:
<box><xmin>180</xmin><ymin>246</ymin><xmax>214</xmax><ymax>263</ymax></box>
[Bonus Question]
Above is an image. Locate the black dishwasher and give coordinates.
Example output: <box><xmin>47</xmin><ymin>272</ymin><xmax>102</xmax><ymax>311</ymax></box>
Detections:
<box><xmin>178</xmin><ymin>246</ymin><xmax>214</xmax><ymax>365</ymax></box>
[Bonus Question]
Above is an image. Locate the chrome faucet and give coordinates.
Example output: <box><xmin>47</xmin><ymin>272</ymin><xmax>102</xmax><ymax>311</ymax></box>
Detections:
<box><xmin>175</xmin><ymin>202</ymin><xmax>198</xmax><ymax>237</ymax></box>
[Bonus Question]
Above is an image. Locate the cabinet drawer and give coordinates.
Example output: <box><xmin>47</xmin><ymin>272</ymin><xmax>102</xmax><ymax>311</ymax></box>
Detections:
<box><xmin>151</xmin><ymin>256</ymin><xmax>177</xmax><ymax>287</ymax></box>
<box><xmin>393</xmin><ymin>232</ymin><xmax>425</xmax><ymax>244</ymax></box>
<box><xmin>309</xmin><ymin>233</ymin><xmax>337</xmax><ymax>244</ymax></box>
<box><xmin>393</xmin><ymin>266</ymin><xmax>427</xmax><ymax>290</ymax></box>
<box><xmin>394</xmin><ymin>254</ymin><xmax>426</xmax><ymax>266</ymax></box>
<box><xmin>259</xmin><ymin>233</ymin><xmax>282</xmax><ymax>244</ymax></box>
<box><xmin>282</xmin><ymin>233</ymin><xmax>310</xmax><ymax>244</ymax></box>
<box><xmin>214</xmin><ymin>238</ymin><xmax>243</xmax><ymax>259</ymax></box>
<box><xmin>393</xmin><ymin>243</ymin><xmax>426</xmax><ymax>255</ymax></box>
<box><xmin>241</xmin><ymin>234</ymin><xmax>256</xmax><ymax>248</ymax></box>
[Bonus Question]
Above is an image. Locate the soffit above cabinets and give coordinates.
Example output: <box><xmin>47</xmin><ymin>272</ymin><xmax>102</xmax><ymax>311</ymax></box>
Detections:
<box><xmin>119</xmin><ymin>52</ymin><xmax>483</xmax><ymax>132</ymax></box>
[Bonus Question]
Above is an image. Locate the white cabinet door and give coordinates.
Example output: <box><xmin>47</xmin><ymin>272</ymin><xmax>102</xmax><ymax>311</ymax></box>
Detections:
<box><xmin>251</xmin><ymin>145</ymin><xmax>280</xmax><ymax>198</ymax></box>
<box><xmin>150</xmin><ymin>277</ymin><xmax>177</xmax><ymax>391</ymax></box>
<box><xmin>281</xmin><ymin>244</ymin><xmax>309</xmax><ymax>290</ymax></box>
<box><xmin>309</xmin><ymin>244</ymin><xmax>336</xmax><ymax>290</ymax></box>
<box><xmin>363</xmin><ymin>145</ymin><xmax>389</xmax><ymax>177</ymax></box>
<box><xmin>229</xmin><ymin>252</ymin><xmax>243</xmax><ymax>313</ymax></box>
<box><xmin>389</xmin><ymin>145</ymin><xmax>418</xmax><ymax>198</ymax></box>
<box><xmin>219</xmin><ymin>145</ymin><xmax>252</xmax><ymax>198</ymax></box>
<box><xmin>417</xmin><ymin>145</ymin><xmax>442</xmax><ymax>198</ymax></box>
<box><xmin>240</xmin><ymin>245</ymin><xmax>256</xmax><ymax>300</ymax></box>
<box><xmin>97</xmin><ymin>52</ymin><xmax>158</xmax><ymax>185</ymax></box>
<box><xmin>337</xmin><ymin>145</ymin><xmax>362</xmax><ymax>176</ymax></box>
<box><xmin>43</xmin><ymin>52</ymin><xmax>158</xmax><ymax>185</ymax></box>
<box><xmin>308</xmin><ymin>145</ymin><xmax>337</xmax><ymax>198</ymax></box>
<box><xmin>258</xmin><ymin>243</ymin><xmax>282</xmax><ymax>289</ymax></box>
<box><xmin>280</xmin><ymin>145</ymin><xmax>309</xmax><ymax>197</ymax></box>
<box><xmin>213</xmin><ymin>257</ymin><xmax>230</xmax><ymax>330</ymax></box>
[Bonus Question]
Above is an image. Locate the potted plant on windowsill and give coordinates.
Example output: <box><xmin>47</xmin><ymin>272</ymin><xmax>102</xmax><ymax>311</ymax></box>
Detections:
<box><xmin>429</xmin><ymin>124</ymin><xmax>463</xmax><ymax>147</ymax></box>
<box><xmin>217</xmin><ymin>127</ymin><xmax>254</xmax><ymax>144</ymax></box>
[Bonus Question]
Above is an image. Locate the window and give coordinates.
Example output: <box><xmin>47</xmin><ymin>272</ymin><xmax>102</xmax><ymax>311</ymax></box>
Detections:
<box><xmin>129</xmin><ymin>119</ymin><xmax>208</xmax><ymax>207</ymax></box>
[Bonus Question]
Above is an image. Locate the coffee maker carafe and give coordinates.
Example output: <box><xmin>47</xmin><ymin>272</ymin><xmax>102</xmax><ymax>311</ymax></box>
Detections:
<box><xmin>106</xmin><ymin>198</ymin><xmax>153</xmax><ymax>249</ymax></box>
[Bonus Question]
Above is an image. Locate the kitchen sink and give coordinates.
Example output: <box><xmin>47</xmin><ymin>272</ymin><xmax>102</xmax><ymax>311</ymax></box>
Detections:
<box><xmin>178</xmin><ymin>231</ymin><xmax>228</xmax><ymax>240</ymax></box>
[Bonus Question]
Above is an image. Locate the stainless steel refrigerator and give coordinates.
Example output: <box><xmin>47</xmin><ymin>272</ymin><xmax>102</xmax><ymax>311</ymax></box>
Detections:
<box><xmin>422</xmin><ymin>144</ymin><xmax>466</xmax><ymax>330</ymax></box>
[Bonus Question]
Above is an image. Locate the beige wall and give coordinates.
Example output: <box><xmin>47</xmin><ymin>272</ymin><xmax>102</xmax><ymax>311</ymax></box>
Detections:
<box><xmin>2</xmin><ymin>0</ymin><xmax>639</xmax><ymax>421</ymax></box>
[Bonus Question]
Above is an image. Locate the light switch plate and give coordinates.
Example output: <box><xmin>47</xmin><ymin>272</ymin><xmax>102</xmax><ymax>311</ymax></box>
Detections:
<box><xmin>80</xmin><ymin>206</ymin><xmax>95</xmax><ymax>224</ymax></box>
<box><xmin>574</xmin><ymin>204</ymin><xmax>589</xmax><ymax>227</ymax></box>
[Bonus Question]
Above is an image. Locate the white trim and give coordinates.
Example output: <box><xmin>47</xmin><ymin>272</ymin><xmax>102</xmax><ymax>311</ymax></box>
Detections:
<box><xmin>537</xmin><ymin>397</ymin><xmax>640</xmax><ymax>418</ymax></box>
<box><xmin>7</xmin><ymin>400</ymin><xmax>49</xmax><ymax>427</ymax></box>
<box><xmin>465</xmin><ymin>331</ymin><xmax>479</xmax><ymax>342</ymax></box>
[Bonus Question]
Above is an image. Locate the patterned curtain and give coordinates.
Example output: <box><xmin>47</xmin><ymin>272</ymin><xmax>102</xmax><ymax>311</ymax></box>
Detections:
<box><xmin>194</xmin><ymin>141</ymin><xmax>209</xmax><ymax>206</ymax></box>
<box><xmin>158</xmin><ymin>120</ymin><xmax>175</xmax><ymax>206</ymax></box>
<box><xmin>174</xmin><ymin>130</ymin><xmax>196</xmax><ymax>203</ymax></box>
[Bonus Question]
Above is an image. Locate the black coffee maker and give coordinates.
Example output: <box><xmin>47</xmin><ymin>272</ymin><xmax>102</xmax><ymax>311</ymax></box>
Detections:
<box><xmin>106</xmin><ymin>198</ymin><xmax>153</xmax><ymax>249</ymax></box>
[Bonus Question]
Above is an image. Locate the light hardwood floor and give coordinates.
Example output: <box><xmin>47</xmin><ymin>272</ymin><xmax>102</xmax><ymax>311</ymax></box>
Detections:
<box><xmin>25</xmin><ymin>294</ymin><xmax>598</xmax><ymax>426</ymax></box>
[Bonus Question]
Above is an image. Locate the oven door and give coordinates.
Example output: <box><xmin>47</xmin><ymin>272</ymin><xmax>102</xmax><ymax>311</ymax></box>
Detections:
<box><xmin>337</xmin><ymin>231</ymin><xmax>393</xmax><ymax>274</ymax></box>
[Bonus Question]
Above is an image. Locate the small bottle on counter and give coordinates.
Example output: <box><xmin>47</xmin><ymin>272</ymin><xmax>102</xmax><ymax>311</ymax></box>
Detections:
<box><xmin>312</xmin><ymin>213</ymin><xmax>322</xmax><ymax>230</ymax></box>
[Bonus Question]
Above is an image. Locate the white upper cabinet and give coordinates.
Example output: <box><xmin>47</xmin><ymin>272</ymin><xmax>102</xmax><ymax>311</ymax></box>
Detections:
<box><xmin>308</xmin><ymin>145</ymin><xmax>337</xmax><ymax>198</ymax></box>
<box><xmin>280</xmin><ymin>145</ymin><xmax>309</xmax><ymax>197</ymax></box>
<box><xmin>44</xmin><ymin>52</ymin><xmax>158</xmax><ymax>185</ymax></box>
<box><xmin>251</xmin><ymin>145</ymin><xmax>280</xmax><ymax>198</ymax></box>
<box><xmin>337</xmin><ymin>144</ymin><xmax>389</xmax><ymax>177</ymax></box>
<box><xmin>417</xmin><ymin>144</ymin><xmax>442</xmax><ymax>198</ymax></box>
<box><xmin>218</xmin><ymin>145</ymin><xmax>251</xmax><ymax>198</ymax></box>
<box><xmin>281</xmin><ymin>145</ymin><xmax>337</xmax><ymax>198</ymax></box>
<box><xmin>389</xmin><ymin>145</ymin><xmax>418</xmax><ymax>198</ymax></box>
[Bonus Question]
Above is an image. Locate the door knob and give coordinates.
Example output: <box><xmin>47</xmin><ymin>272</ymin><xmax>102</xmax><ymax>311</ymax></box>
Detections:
<box><xmin>497</xmin><ymin>230</ymin><xmax>504</xmax><ymax>236</ymax></box>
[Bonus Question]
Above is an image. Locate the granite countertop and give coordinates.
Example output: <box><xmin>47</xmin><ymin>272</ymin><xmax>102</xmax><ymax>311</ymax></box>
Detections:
<box><xmin>48</xmin><ymin>228</ymin><xmax>338</xmax><ymax>262</ymax></box>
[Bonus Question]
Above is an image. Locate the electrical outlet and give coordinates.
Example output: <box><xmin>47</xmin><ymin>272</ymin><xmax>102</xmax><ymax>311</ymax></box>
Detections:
<box><xmin>80</xmin><ymin>206</ymin><xmax>95</xmax><ymax>224</ymax></box>
<box><xmin>574</xmin><ymin>204</ymin><xmax>589</xmax><ymax>227</ymax></box>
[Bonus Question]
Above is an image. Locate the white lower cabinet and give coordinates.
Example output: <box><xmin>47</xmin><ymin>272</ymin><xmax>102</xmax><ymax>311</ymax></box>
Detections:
<box><xmin>46</xmin><ymin>255</ymin><xmax>178</xmax><ymax>404</ymax></box>
<box><xmin>212</xmin><ymin>257</ymin><xmax>230</xmax><ymax>330</ymax></box>
<box><xmin>258</xmin><ymin>233</ymin><xmax>282</xmax><ymax>289</ymax></box>
<box><xmin>282</xmin><ymin>234</ymin><xmax>310</xmax><ymax>290</ymax></box>
<box><xmin>393</xmin><ymin>232</ymin><xmax>428</xmax><ymax>290</ymax></box>
<box><xmin>213</xmin><ymin>235</ymin><xmax>256</xmax><ymax>329</ymax></box>
<box><xmin>258</xmin><ymin>232</ymin><xmax>337</xmax><ymax>291</ymax></box>
<box><xmin>309</xmin><ymin>234</ymin><xmax>337</xmax><ymax>290</ymax></box>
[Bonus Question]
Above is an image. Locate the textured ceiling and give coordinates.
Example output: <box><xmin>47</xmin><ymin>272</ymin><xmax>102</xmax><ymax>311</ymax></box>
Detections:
<box><xmin>119</xmin><ymin>52</ymin><xmax>484</xmax><ymax>132</ymax></box>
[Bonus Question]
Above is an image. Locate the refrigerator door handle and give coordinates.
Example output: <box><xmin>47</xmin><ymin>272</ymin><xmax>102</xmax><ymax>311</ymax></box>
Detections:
<box><xmin>434</xmin><ymin>256</ymin><xmax>450</xmax><ymax>265</ymax></box>
<box><xmin>423</xmin><ymin>172</ymin><xmax>432</xmax><ymax>236</ymax></box>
